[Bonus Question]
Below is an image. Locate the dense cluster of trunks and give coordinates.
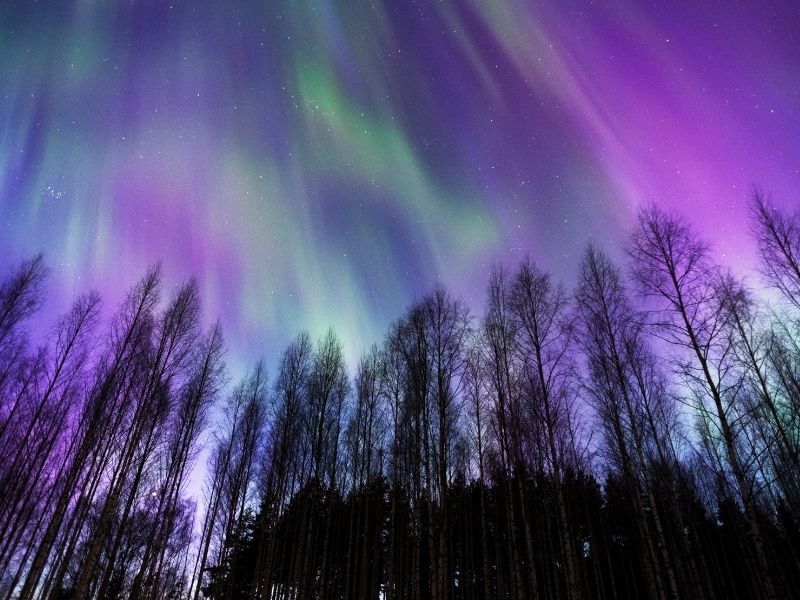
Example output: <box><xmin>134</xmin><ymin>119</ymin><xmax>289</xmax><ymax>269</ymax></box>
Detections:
<box><xmin>1</xmin><ymin>193</ymin><xmax>799</xmax><ymax>599</ymax></box>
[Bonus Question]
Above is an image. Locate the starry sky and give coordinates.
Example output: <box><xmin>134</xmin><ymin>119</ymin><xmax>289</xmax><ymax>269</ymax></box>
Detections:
<box><xmin>1</xmin><ymin>1</ymin><xmax>799</xmax><ymax>369</ymax></box>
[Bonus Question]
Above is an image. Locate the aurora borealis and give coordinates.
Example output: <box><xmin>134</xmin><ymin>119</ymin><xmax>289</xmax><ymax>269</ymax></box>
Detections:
<box><xmin>1</xmin><ymin>1</ymin><xmax>798</xmax><ymax>367</ymax></box>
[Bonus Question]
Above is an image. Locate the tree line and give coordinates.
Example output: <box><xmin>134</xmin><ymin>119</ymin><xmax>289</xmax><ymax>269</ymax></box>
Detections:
<box><xmin>1</xmin><ymin>193</ymin><xmax>799</xmax><ymax>599</ymax></box>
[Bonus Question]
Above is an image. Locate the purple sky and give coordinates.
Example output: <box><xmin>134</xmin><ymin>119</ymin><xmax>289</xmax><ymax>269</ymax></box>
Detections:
<box><xmin>1</xmin><ymin>1</ymin><xmax>798</xmax><ymax>368</ymax></box>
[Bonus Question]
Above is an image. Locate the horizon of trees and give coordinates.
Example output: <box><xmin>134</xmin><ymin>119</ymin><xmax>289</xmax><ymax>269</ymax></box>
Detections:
<box><xmin>1</xmin><ymin>192</ymin><xmax>800</xmax><ymax>599</ymax></box>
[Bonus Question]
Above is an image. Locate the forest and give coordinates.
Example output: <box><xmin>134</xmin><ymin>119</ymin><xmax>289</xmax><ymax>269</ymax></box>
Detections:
<box><xmin>2</xmin><ymin>194</ymin><xmax>800</xmax><ymax>600</ymax></box>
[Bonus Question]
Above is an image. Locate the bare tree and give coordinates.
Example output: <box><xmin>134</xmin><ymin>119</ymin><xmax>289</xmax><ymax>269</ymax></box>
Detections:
<box><xmin>482</xmin><ymin>265</ymin><xmax>534</xmax><ymax>600</ymax></box>
<box><xmin>130</xmin><ymin>322</ymin><xmax>226</xmax><ymax>600</ymax></box>
<box><xmin>422</xmin><ymin>285</ymin><xmax>470</xmax><ymax>600</ymax></box>
<box><xmin>347</xmin><ymin>345</ymin><xmax>387</xmax><ymax>491</ymax></box>
<box><xmin>6</xmin><ymin>204</ymin><xmax>800</xmax><ymax>600</ymax></box>
<box><xmin>342</xmin><ymin>346</ymin><xmax>388</xmax><ymax>599</ymax></box>
<box><xmin>18</xmin><ymin>265</ymin><xmax>162</xmax><ymax>600</ymax></box>
<box><xmin>629</xmin><ymin>205</ymin><xmax>778</xmax><ymax>600</ymax></box>
<box><xmin>307</xmin><ymin>329</ymin><xmax>349</xmax><ymax>489</ymax></box>
<box><xmin>250</xmin><ymin>333</ymin><xmax>312</xmax><ymax>600</ymax></box>
<box><xmin>576</xmin><ymin>243</ymin><xmax>681</xmax><ymax>600</ymax></box>
<box><xmin>0</xmin><ymin>291</ymin><xmax>100</xmax><ymax>587</ymax></box>
<box><xmin>0</xmin><ymin>254</ymin><xmax>47</xmax><ymax>439</ymax></box>
<box><xmin>386</xmin><ymin>303</ymin><xmax>434</xmax><ymax>600</ymax></box>
<box><xmin>463</xmin><ymin>340</ymin><xmax>493</xmax><ymax>600</ymax></box>
<box><xmin>192</xmin><ymin>362</ymin><xmax>266</xmax><ymax>600</ymax></box>
<box><xmin>295</xmin><ymin>330</ymin><xmax>349</xmax><ymax>598</ymax></box>
<box><xmin>74</xmin><ymin>278</ymin><xmax>202</xmax><ymax>599</ymax></box>
<box><xmin>751</xmin><ymin>192</ymin><xmax>800</xmax><ymax>310</ymax></box>
<box><xmin>509</xmin><ymin>257</ymin><xmax>583</xmax><ymax>600</ymax></box>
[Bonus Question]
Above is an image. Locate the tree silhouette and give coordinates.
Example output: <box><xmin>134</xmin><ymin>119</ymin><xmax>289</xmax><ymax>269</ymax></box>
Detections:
<box><xmin>2</xmin><ymin>197</ymin><xmax>800</xmax><ymax>600</ymax></box>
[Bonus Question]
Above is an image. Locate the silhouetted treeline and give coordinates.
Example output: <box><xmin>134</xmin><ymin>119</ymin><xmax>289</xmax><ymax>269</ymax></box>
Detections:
<box><xmin>2</xmin><ymin>193</ymin><xmax>800</xmax><ymax>600</ymax></box>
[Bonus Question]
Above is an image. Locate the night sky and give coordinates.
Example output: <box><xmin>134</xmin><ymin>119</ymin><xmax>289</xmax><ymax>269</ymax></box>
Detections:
<box><xmin>1</xmin><ymin>1</ymin><xmax>799</xmax><ymax>368</ymax></box>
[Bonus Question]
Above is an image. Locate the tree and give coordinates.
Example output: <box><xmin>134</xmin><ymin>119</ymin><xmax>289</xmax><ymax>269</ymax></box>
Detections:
<box><xmin>73</xmin><ymin>278</ymin><xmax>202</xmax><ymax>600</ymax></box>
<box><xmin>249</xmin><ymin>333</ymin><xmax>312</xmax><ymax>600</ymax></box>
<box><xmin>422</xmin><ymin>285</ymin><xmax>470</xmax><ymax>600</ymax></box>
<box><xmin>130</xmin><ymin>322</ymin><xmax>226</xmax><ymax>600</ymax></box>
<box><xmin>6</xmin><ymin>188</ymin><xmax>800</xmax><ymax>600</ymax></box>
<box><xmin>576</xmin><ymin>243</ymin><xmax>681</xmax><ymax>600</ymax></box>
<box><xmin>482</xmin><ymin>266</ymin><xmax>534</xmax><ymax>600</ymax></box>
<box><xmin>751</xmin><ymin>191</ymin><xmax>800</xmax><ymax>310</ymax></box>
<box><xmin>509</xmin><ymin>257</ymin><xmax>583</xmax><ymax>600</ymax></box>
<box><xmin>629</xmin><ymin>205</ymin><xmax>778</xmax><ymax>600</ymax></box>
<box><xmin>192</xmin><ymin>363</ymin><xmax>266</xmax><ymax>600</ymax></box>
<box><xmin>0</xmin><ymin>292</ymin><xmax>100</xmax><ymax>589</ymax></box>
<box><xmin>18</xmin><ymin>265</ymin><xmax>162</xmax><ymax>600</ymax></box>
